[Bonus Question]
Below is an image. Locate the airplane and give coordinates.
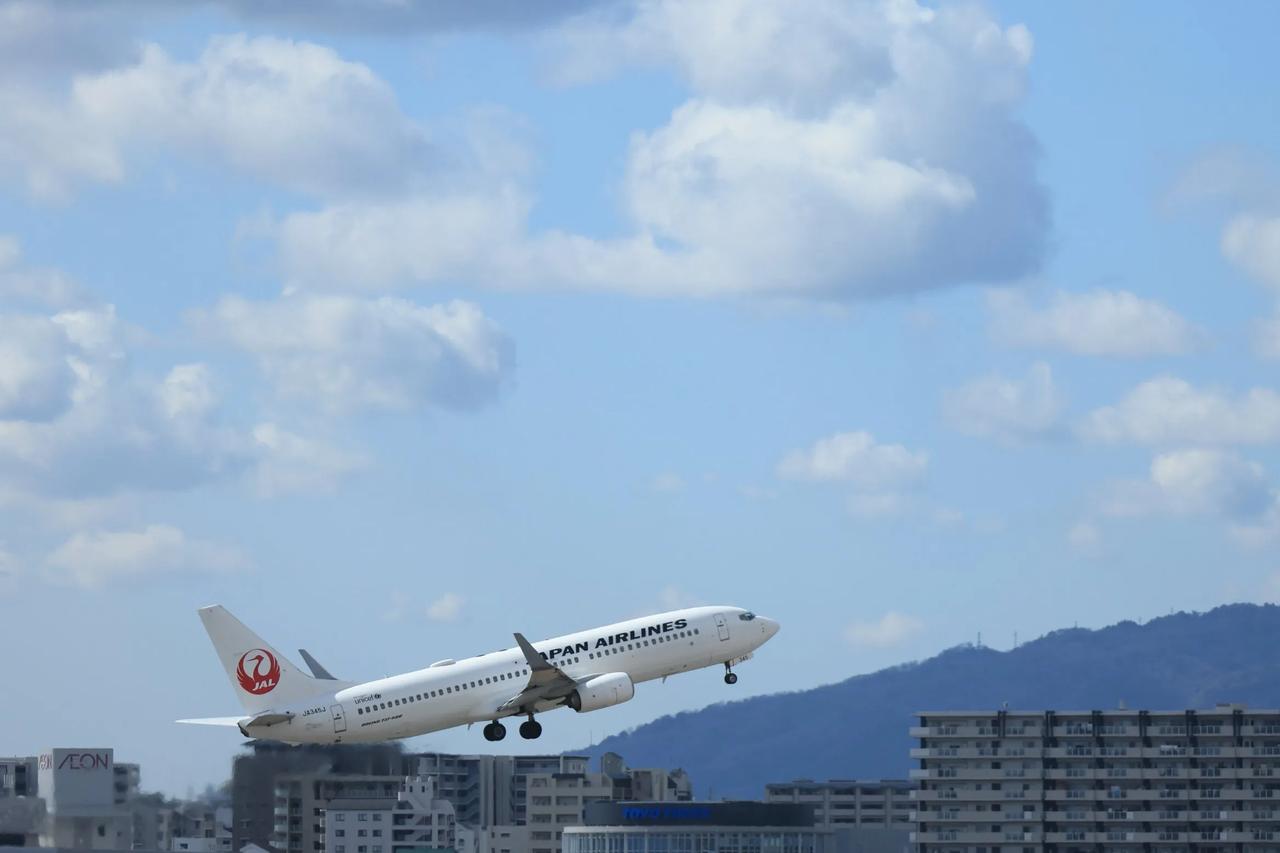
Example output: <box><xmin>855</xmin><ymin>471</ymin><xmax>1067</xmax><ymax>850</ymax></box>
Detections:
<box><xmin>180</xmin><ymin>604</ymin><xmax>780</xmax><ymax>743</ymax></box>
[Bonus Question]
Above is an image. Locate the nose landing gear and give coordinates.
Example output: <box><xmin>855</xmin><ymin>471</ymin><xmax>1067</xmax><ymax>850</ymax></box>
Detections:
<box><xmin>724</xmin><ymin>663</ymin><xmax>738</xmax><ymax>685</ymax></box>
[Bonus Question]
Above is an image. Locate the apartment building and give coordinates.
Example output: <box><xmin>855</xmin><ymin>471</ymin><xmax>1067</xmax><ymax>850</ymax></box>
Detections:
<box><xmin>391</xmin><ymin>776</ymin><xmax>457</xmax><ymax>853</ymax></box>
<box><xmin>911</xmin><ymin>705</ymin><xmax>1280</xmax><ymax>853</ymax></box>
<box><xmin>524</xmin><ymin>767</ymin><xmax>613</xmax><ymax>853</ymax></box>
<box><xmin>767</xmin><ymin>780</ymin><xmax>914</xmax><ymax>829</ymax></box>
<box><xmin>410</xmin><ymin>754</ymin><xmax>589</xmax><ymax>828</ymax></box>
<box><xmin>273</xmin><ymin>774</ymin><xmax>403</xmax><ymax>853</ymax></box>
<box><xmin>321</xmin><ymin>775</ymin><xmax>458</xmax><ymax>853</ymax></box>
<box><xmin>233</xmin><ymin>742</ymin><xmax>405</xmax><ymax>853</ymax></box>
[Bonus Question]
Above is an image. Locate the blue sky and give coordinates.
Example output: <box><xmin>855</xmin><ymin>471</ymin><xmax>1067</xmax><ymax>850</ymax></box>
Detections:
<box><xmin>2</xmin><ymin>0</ymin><xmax>1280</xmax><ymax>797</ymax></box>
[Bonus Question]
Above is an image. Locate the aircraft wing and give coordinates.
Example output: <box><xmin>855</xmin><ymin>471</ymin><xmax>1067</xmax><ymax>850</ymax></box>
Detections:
<box><xmin>496</xmin><ymin>632</ymin><xmax>579</xmax><ymax>714</ymax></box>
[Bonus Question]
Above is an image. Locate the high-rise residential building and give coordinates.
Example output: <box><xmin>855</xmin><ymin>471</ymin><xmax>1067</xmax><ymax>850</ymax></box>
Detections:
<box><xmin>911</xmin><ymin>705</ymin><xmax>1280</xmax><ymax>853</ymax></box>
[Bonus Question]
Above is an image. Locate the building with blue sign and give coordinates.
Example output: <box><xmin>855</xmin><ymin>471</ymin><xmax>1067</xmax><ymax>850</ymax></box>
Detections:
<box><xmin>563</xmin><ymin>801</ymin><xmax>829</xmax><ymax>853</ymax></box>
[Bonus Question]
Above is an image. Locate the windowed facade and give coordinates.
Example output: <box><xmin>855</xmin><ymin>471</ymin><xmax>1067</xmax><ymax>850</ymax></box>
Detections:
<box><xmin>912</xmin><ymin>706</ymin><xmax>1280</xmax><ymax>853</ymax></box>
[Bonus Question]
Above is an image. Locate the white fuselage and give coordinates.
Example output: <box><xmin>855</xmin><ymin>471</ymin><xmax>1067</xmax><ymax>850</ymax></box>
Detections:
<box><xmin>247</xmin><ymin>606</ymin><xmax>777</xmax><ymax>744</ymax></box>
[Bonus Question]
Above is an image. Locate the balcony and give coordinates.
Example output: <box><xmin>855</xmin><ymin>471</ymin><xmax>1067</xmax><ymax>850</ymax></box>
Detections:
<box><xmin>920</xmin><ymin>809</ymin><xmax>1040</xmax><ymax>822</ymax></box>
<box><xmin>911</xmin><ymin>726</ymin><xmax>990</xmax><ymax>738</ymax></box>
<box><xmin>911</xmin><ymin>831</ymin><xmax>1042</xmax><ymax>844</ymax></box>
<box><xmin>1044</xmin><ymin>747</ymin><xmax>1096</xmax><ymax>758</ymax></box>
<box><xmin>913</xmin><ymin>790</ymin><xmax>1038</xmax><ymax>802</ymax></box>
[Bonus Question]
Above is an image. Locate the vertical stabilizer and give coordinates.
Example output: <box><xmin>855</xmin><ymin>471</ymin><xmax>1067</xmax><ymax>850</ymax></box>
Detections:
<box><xmin>198</xmin><ymin>605</ymin><xmax>338</xmax><ymax>714</ymax></box>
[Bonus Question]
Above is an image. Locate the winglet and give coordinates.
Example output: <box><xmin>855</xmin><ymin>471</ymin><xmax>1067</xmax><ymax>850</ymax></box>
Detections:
<box><xmin>514</xmin><ymin>632</ymin><xmax>553</xmax><ymax>672</ymax></box>
<box><xmin>299</xmin><ymin>649</ymin><xmax>336</xmax><ymax>680</ymax></box>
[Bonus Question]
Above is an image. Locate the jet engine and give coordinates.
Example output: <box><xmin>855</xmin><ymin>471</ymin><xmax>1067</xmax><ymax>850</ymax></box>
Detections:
<box><xmin>566</xmin><ymin>672</ymin><xmax>635</xmax><ymax>712</ymax></box>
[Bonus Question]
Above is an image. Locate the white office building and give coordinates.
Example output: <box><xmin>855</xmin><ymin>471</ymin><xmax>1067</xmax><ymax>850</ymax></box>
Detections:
<box><xmin>37</xmin><ymin>748</ymin><xmax>133</xmax><ymax>849</ymax></box>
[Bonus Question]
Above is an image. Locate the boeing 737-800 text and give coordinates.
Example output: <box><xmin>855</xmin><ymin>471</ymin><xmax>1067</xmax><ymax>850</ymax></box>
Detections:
<box><xmin>180</xmin><ymin>605</ymin><xmax>779</xmax><ymax>743</ymax></box>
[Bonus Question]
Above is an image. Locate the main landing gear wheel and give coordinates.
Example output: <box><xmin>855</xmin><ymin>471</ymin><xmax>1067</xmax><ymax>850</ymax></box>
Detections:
<box><xmin>483</xmin><ymin>721</ymin><xmax>507</xmax><ymax>742</ymax></box>
<box><xmin>519</xmin><ymin>718</ymin><xmax>543</xmax><ymax>740</ymax></box>
<box><xmin>724</xmin><ymin>663</ymin><xmax>738</xmax><ymax>685</ymax></box>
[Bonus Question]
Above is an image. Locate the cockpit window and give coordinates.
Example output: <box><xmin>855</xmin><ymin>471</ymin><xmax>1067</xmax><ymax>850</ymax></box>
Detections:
<box><xmin>739</xmin><ymin>611</ymin><xmax>756</xmax><ymax>621</ymax></box>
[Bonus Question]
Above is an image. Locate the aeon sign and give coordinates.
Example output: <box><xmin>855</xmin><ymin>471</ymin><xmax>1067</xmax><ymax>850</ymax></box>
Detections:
<box><xmin>39</xmin><ymin>752</ymin><xmax>111</xmax><ymax>770</ymax></box>
<box><xmin>236</xmin><ymin>648</ymin><xmax>281</xmax><ymax>695</ymax></box>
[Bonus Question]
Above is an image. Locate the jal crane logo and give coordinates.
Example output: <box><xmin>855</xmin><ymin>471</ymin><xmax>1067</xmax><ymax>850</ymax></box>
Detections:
<box><xmin>236</xmin><ymin>648</ymin><xmax>281</xmax><ymax>695</ymax></box>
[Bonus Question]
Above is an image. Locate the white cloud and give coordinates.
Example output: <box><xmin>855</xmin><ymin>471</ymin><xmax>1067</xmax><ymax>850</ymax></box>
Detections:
<box><xmin>987</xmin><ymin>289</ymin><xmax>1201</xmax><ymax>357</ymax></box>
<box><xmin>777</xmin><ymin>431</ymin><xmax>927</xmax><ymax>489</ymax></box>
<box><xmin>1081</xmin><ymin>377</ymin><xmax>1280</xmax><ymax>446</ymax></box>
<box><xmin>268</xmin><ymin>0</ymin><xmax>1047</xmax><ymax>301</ymax></box>
<box><xmin>650</xmin><ymin>472</ymin><xmax>685</xmax><ymax>494</ymax></box>
<box><xmin>44</xmin><ymin>523</ymin><xmax>248</xmax><ymax>589</ymax></box>
<box><xmin>9</xmin><ymin>4</ymin><xmax>1046</xmax><ymax>301</ymax></box>
<box><xmin>1222</xmin><ymin>214</ymin><xmax>1280</xmax><ymax>291</ymax></box>
<box><xmin>847</xmin><ymin>492</ymin><xmax>911</xmax><ymax>519</ymax></box>
<box><xmin>202</xmin><ymin>295</ymin><xmax>513</xmax><ymax>414</ymax></box>
<box><xmin>0</xmin><ymin>313</ymin><xmax>77</xmax><ymax>421</ymax></box>
<box><xmin>845</xmin><ymin>611</ymin><xmax>923</xmax><ymax>648</ymax></box>
<box><xmin>250</xmin><ymin>424</ymin><xmax>367</xmax><ymax>498</ymax></box>
<box><xmin>0</xmin><ymin>320</ymin><xmax>253</xmax><ymax>498</ymax></box>
<box><xmin>0</xmin><ymin>235</ymin><xmax>86</xmax><ymax>307</ymax></box>
<box><xmin>1104</xmin><ymin>450</ymin><xmax>1275</xmax><ymax>524</ymax></box>
<box><xmin>943</xmin><ymin>362</ymin><xmax>1064</xmax><ymax>442</ymax></box>
<box><xmin>426</xmin><ymin>592</ymin><xmax>465</xmax><ymax>623</ymax></box>
<box><xmin>158</xmin><ymin>363</ymin><xmax>217</xmax><ymax>421</ymax></box>
<box><xmin>3</xmin><ymin>35</ymin><xmax>435</xmax><ymax>200</ymax></box>
<box><xmin>0</xmin><ymin>290</ymin><xmax>366</xmax><ymax>503</ymax></box>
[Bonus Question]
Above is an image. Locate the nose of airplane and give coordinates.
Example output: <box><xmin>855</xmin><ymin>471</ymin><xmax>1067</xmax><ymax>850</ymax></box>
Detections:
<box><xmin>760</xmin><ymin>616</ymin><xmax>780</xmax><ymax>639</ymax></box>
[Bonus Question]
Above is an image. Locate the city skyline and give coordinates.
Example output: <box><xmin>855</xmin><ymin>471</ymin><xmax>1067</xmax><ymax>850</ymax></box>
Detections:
<box><xmin>2</xmin><ymin>0</ymin><xmax>1280</xmax><ymax>799</ymax></box>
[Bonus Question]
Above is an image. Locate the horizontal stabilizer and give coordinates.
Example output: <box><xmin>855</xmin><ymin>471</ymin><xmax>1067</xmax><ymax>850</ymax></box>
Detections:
<box><xmin>177</xmin><ymin>716</ymin><xmax>246</xmax><ymax>727</ymax></box>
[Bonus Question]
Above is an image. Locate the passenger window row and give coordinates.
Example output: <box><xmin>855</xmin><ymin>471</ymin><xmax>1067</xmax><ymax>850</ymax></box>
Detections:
<box><xmin>357</xmin><ymin>668</ymin><xmax>531</xmax><ymax>716</ymax></box>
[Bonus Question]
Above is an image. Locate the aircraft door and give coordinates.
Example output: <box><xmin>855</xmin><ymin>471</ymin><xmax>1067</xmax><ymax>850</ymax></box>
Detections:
<box><xmin>331</xmin><ymin>704</ymin><xmax>347</xmax><ymax>734</ymax></box>
<box><xmin>715</xmin><ymin>614</ymin><xmax>729</xmax><ymax>641</ymax></box>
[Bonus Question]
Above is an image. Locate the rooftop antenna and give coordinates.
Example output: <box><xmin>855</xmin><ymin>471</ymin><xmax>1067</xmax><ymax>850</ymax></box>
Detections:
<box><xmin>977</xmin><ymin>631</ymin><xmax>982</xmax><ymax>647</ymax></box>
